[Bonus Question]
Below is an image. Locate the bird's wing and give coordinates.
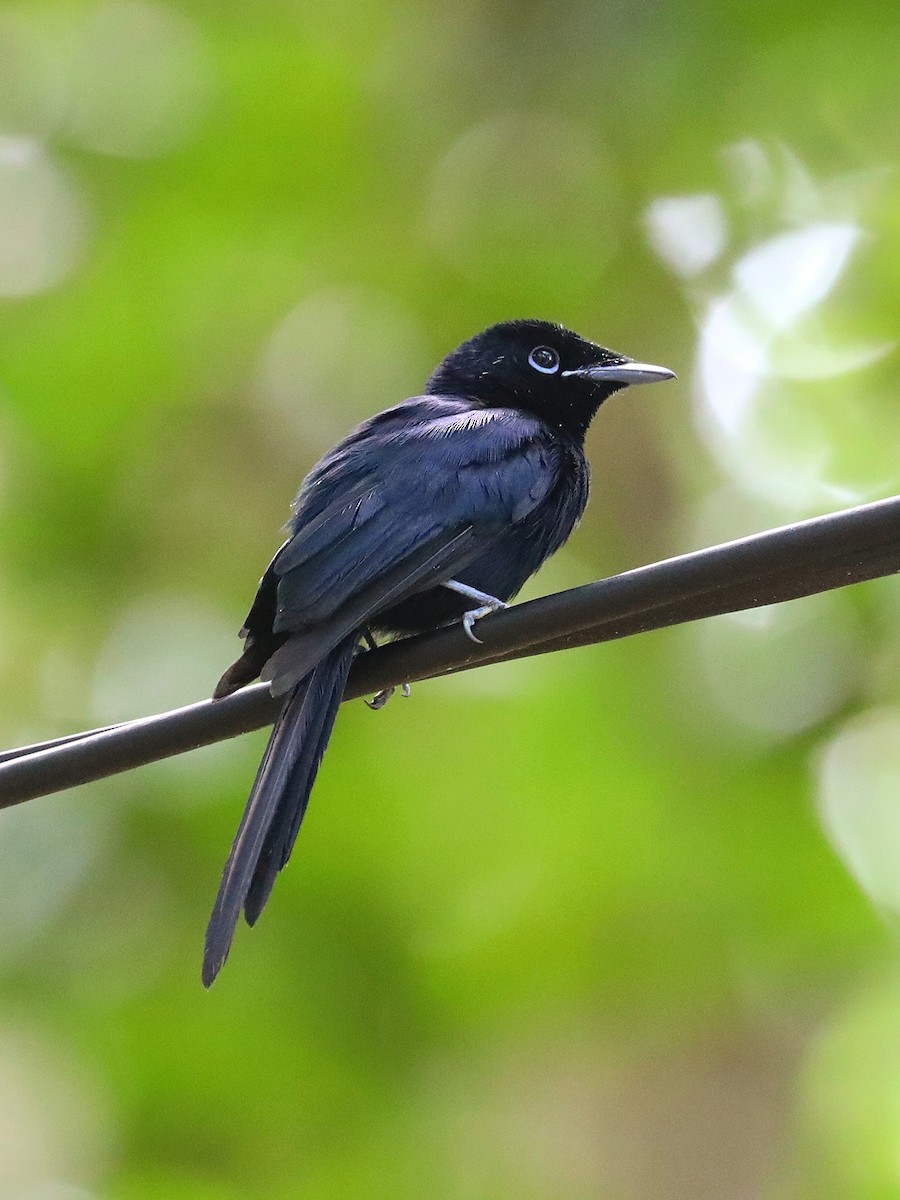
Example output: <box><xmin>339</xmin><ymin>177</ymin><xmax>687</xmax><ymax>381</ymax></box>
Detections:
<box><xmin>261</xmin><ymin>525</ymin><xmax>484</xmax><ymax>695</ymax></box>
<box><xmin>248</xmin><ymin>399</ymin><xmax>562</xmax><ymax>696</ymax></box>
<box><xmin>275</xmin><ymin>401</ymin><xmax>561</xmax><ymax>619</ymax></box>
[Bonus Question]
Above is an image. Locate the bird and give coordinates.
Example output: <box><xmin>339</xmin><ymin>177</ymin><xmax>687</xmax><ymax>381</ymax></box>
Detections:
<box><xmin>203</xmin><ymin>319</ymin><xmax>674</xmax><ymax>985</ymax></box>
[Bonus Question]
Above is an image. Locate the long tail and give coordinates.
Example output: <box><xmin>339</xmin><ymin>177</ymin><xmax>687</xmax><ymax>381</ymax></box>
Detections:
<box><xmin>202</xmin><ymin>634</ymin><xmax>358</xmax><ymax>987</ymax></box>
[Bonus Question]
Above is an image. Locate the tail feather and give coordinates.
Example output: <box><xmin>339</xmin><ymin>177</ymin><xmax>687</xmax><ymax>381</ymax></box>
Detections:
<box><xmin>202</xmin><ymin>634</ymin><xmax>358</xmax><ymax>986</ymax></box>
<box><xmin>243</xmin><ymin>648</ymin><xmax>352</xmax><ymax>925</ymax></box>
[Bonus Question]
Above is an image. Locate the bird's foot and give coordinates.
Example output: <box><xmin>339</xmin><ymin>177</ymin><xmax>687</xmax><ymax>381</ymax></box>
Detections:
<box><xmin>366</xmin><ymin>682</ymin><xmax>411</xmax><ymax>711</ymax></box>
<box><xmin>461</xmin><ymin>601</ymin><xmax>507</xmax><ymax>643</ymax></box>
<box><xmin>443</xmin><ymin>579</ymin><xmax>508</xmax><ymax>644</ymax></box>
<box><xmin>361</xmin><ymin>628</ymin><xmax>411</xmax><ymax>707</ymax></box>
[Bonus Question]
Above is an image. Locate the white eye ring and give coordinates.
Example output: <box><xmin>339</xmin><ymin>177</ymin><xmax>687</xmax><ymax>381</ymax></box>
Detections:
<box><xmin>528</xmin><ymin>346</ymin><xmax>560</xmax><ymax>374</ymax></box>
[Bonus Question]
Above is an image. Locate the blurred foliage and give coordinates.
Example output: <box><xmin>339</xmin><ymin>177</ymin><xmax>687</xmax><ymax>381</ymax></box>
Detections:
<box><xmin>0</xmin><ymin>0</ymin><xmax>899</xmax><ymax>1197</ymax></box>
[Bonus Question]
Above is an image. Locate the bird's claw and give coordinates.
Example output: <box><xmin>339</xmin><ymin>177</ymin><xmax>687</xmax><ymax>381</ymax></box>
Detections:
<box><xmin>366</xmin><ymin>682</ymin><xmax>411</xmax><ymax>710</ymax></box>
<box><xmin>461</xmin><ymin>600</ymin><xmax>507</xmax><ymax>644</ymax></box>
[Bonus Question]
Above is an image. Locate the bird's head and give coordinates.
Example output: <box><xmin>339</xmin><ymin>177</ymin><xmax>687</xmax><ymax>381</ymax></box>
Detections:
<box><xmin>427</xmin><ymin>319</ymin><xmax>675</xmax><ymax>437</ymax></box>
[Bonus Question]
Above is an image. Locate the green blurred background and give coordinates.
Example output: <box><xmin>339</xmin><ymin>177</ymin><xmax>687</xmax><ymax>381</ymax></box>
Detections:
<box><xmin>1</xmin><ymin>0</ymin><xmax>899</xmax><ymax>1196</ymax></box>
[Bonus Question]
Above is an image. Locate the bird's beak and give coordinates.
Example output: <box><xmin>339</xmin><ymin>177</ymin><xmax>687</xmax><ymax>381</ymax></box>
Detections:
<box><xmin>563</xmin><ymin>360</ymin><xmax>676</xmax><ymax>386</ymax></box>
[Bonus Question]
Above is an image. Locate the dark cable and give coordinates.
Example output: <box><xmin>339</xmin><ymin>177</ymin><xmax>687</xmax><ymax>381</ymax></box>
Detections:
<box><xmin>1</xmin><ymin>493</ymin><xmax>898</xmax><ymax>809</ymax></box>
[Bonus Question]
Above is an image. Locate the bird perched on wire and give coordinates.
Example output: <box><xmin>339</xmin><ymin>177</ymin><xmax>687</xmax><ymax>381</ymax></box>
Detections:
<box><xmin>204</xmin><ymin>319</ymin><xmax>674</xmax><ymax>985</ymax></box>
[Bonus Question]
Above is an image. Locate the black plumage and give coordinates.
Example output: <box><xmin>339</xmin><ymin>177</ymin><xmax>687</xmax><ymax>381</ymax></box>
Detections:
<box><xmin>203</xmin><ymin>319</ymin><xmax>674</xmax><ymax>985</ymax></box>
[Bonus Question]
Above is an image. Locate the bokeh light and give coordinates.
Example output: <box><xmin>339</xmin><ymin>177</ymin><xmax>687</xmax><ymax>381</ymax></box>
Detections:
<box><xmin>646</xmin><ymin>141</ymin><xmax>898</xmax><ymax>515</ymax></box>
<box><xmin>66</xmin><ymin>1</ymin><xmax>213</xmax><ymax>159</ymax></box>
<box><xmin>817</xmin><ymin>709</ymin><xmax>900</xmax><ymax>913</ymax></box>
<box><xmin>0</xmin><ymin>9</ymin><xmax>66</xmax><ymax>138</ymax></box>
<box><xmin>256</xmin><ymin>286</ymin><xmax>430</xmax><ymax>455</ymax></box>
<box><xmin>680</xmin><ymin>591</ymin><xmax>862</xmax><ymax>745</ymax></box>
<box><xmin>425</xmin><ymin>111</ymin><xmax>621</xmax><ymax>309</ymax></box>
<box><xmin>90</xmin><ymin>593</ymin><xmax>235</xmax><ymax>724</ymax></box>
<box><xmin>643</xmin><ymin>193</ymin><xmax>728</xmax><ymax>279</ymax></box>
<box><xmin>0</xmin><ymin>1028</ymin><xmax>111</xmax><ymax>1198</ymax></box>
<box><xmin>0</xmin><ymin>135</ymin><xmax>87</xmax><ymax>297</ymax></box>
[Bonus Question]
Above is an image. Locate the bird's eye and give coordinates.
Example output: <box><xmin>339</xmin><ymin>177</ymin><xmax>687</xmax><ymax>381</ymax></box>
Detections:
<box><xmin>527</xmin><ymin>346</ymin><xmax>560</xmax><ymax>374</ymax></box>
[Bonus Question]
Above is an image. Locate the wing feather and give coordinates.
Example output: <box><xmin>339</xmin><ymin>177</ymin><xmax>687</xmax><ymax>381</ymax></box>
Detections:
<box><xmin>263</xmin><ymin>525</ymin><xmax>485</xmax><ymax>695</ymax></box>
<box><xmin>220</xmin><ymin>396</ymin><xmax>567</xmax><ymax>698</ymax></box>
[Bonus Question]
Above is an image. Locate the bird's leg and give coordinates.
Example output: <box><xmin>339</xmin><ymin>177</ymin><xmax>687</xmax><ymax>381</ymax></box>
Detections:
<box><xmin>443</xmin><ymin>580</ymin><xmax>508</xmax><ymax>644</ymax></box>
<box><xmin>361</xmin><ymin>628</ymin><xmax>411</xmax><ymax>710</ymax></box>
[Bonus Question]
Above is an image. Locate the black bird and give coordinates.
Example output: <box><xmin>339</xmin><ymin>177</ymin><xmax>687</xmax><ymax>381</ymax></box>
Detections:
<box><xmin>204</xmin><ymin>319</ymin><xmax>674</xmax><ymax>984</ymax></box>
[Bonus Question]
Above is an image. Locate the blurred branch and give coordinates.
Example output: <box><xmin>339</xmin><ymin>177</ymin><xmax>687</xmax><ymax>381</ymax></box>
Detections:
<box><xmin>1</xmin><ymin>493</ymin><xmax>898</xmax><ymax>809</ymax></box>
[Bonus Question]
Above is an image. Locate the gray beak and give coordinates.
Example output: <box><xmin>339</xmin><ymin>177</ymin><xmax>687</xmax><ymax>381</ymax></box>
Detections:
<box><xmin>563</xmin><ymin>360</ymin><xmax>676</xmax><ymax>386</ymax></box>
